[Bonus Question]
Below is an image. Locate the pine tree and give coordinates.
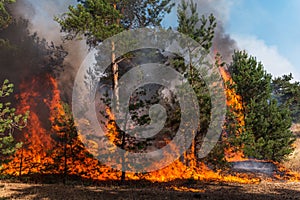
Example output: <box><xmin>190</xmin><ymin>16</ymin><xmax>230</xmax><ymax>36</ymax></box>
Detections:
<box><xmin>177</xmin><ymin>0</ymin><xmax>216</xmax><ymax>51</ymax></box>
<box><xmin>51</xmin><ymin>102</ymin><xmax>92</xmax><ymax>183</ymax></box>
<box><xmin>174</xmin><ymin>0</ymin><xmax>230</xmax><ymax>168</ymax></box>
<box><xmin>55</xmin><ymin>0</ymin><xmax>174</xmax><ymax>46</ymax></box>
<box><xmin>56</xmin><ymin>0</ymin><xmax>174</xmax><ymax>181</ymax></box>
<box><xmin>272</xmin><ymin>74</ymin><xmax>300</xmax><ymax>124</ymax></box>
<box><xmin>229</xmin><ymin>51</ymin><xmax>295</xmax><ymax>162</ymax></box>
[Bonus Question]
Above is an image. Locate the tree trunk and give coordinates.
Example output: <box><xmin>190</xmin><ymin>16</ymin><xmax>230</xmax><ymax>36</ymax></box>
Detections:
<box><xmin>112</xmin><ymin>2</ymin><xmax>126</xmax><ymax>182</ymax></box>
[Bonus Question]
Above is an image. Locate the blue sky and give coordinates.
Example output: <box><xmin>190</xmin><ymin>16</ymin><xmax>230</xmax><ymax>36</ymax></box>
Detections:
<box><xmin>227</xmin><ymin>0</ymin><xmax>300</xmax><ymax>80</ymax></box>
<box><xmin>164</xmin><ymin>0</ymin><xmax>300</xmax><ymax>80</ymax></box>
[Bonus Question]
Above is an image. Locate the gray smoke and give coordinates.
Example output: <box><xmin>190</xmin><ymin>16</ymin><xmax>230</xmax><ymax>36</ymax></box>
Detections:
<box><xmin>170</xmin><ymin>0</ymin><xmax>237</xmax><ymax>62</ymax></box>
<box><xmin>214</xmin><ymin>25</ymin><xmax>237</xmax><ymax>63</ymax></box>
<box><xmin>232</xmin><ymin>160</ymin><xmax>277</xmax><ymax>175</ymax></box>
<box><xmin>194</xmin><ymin>0</ymin><xmax>237</xmax><ymax>62</ymax></box>
<box><xmin>5</xmin><ymin>0</ymin><xmax>237</xmax><ymax>100</ymax></box>
<box><xmin>10</xmin><ymin>0</ymin><xmax>89</xmax><ymax>101</ymax></box>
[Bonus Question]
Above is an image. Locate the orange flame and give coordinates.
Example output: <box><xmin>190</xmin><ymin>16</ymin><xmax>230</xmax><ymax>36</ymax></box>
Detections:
<box><xmin>4</xmin><ymin>71</ymin><xmax>296</xmax><ymax>184</ymax></box>
<box><xmin>219</xmin><ymin>66</ymin><xmax>247</xmax><ymax>162</ymax></box>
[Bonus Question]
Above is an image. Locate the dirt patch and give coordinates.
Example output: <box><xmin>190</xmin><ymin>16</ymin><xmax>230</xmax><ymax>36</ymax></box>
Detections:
<box><xmin>1</xmin><ymin>180</ymin><xmax>300</xmax><ymax>200</ymax></box>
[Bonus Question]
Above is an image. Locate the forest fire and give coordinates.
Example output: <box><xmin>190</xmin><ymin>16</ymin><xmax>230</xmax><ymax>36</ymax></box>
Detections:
<box><xmin>219</xmin><ymin>66</ymin><xmax>300</xmax><ymax>182</ymax></box>
<box><xmin>2</xmin><ymin>74</ymin><xmax>56</xmax><ymax>175</ymax></box>
<box><xmin>0</xmin><ymin>70</ymin><xmax>262</xmax><ymax>184</ymax></box>
<box><xmin>1</xmin><ymin>0</ymin><xmax>300</xmax><ymax>199</ymax></box>
<box><xmin>0</xmin><ymin>67</ymin><xmax>297</xmax><ymax>184</ymax></box>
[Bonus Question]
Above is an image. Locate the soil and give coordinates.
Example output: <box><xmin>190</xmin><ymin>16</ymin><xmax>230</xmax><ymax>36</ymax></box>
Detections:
<box><xmin>1</xmin><ymin>180</ymin><xmax>300</xmax><ymax>200</ymax></box>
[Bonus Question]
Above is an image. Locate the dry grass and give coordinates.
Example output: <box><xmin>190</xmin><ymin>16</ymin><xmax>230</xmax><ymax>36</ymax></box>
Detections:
<box><xmin>291</xmin><ymin>123</ymin><xmax>300</xmax><ymax>136</ymax></box>
<box><xmin>283</xmin><ymin>124</ymin><xmax>300</xmax><ymax>172</ymax></box>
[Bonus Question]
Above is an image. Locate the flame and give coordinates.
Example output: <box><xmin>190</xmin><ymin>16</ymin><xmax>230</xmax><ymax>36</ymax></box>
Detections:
<box><xmin>1</xmin><ymin>73</ymin><xmax>260</xmax><ymax>184</ymax></box>
<box><xmin>100</xmin><ymin>102</ymin><xmax>259</xmax><ymax>183</ymax></box>
<box><xmin>1</xmin><ymin>70</ymin><xmax>297</xmax><ymax>184</ymax></box>
<box><xmin>217</xmin><ymin>59</ymin><xmax>300</xmax><ymax>182</ymax></box>
<box><xmin>218</xmin><ymin>66</ymin><xmax>247</xmax><ymax>162</ymax></box>
<box><xmin>2</xmin><ymin>74</ymin><xmax>55</xmax><ymax>175</ymax></box>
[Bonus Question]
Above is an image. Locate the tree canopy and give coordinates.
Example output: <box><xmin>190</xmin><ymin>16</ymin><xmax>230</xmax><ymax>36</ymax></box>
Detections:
<box><xmin>55</xmin><ymin>0</ymin><xmax>174</xmax><ymax>46</ymax></box>
<box><xmin>272</xmin><ymin>74</ymin><xmax>300</xmax><ymax>124</ymax></box>
<box><xmin>229</xmin><ymin>51</ymin><xmax>295</xmax><ymax>161</ymax></box>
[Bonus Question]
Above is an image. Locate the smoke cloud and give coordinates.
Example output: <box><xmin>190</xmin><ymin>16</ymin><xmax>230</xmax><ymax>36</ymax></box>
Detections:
<box><xmin>165</xmin><ymin>0</ymin><xmax>237</xmax><ymax>62</ymax></box>
<box><xmin>1</xmin><ymin>0</ymin><xmax>238</xmax><ymax>100</ymax></box>
<box><xmin>8</xmin><ymin>0</ymin><xmax>89</xmax><ymax>101</ymax></box>
<box><xmin>194</xmin><ymin>0</ymin><xmax>237</xmax><ymax>62</ymax></box>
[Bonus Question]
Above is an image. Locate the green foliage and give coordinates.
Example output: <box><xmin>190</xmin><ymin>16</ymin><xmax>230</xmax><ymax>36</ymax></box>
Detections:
<box><xmin>175</xmin><ymin>0</ymin><xmax>228</xmax><ymax>167</ymax></box>
<box><xmin>272</xmin><ymin>73</ymin><xmax>300</xmax><ymax>123</ymax></box>
<box><xmin>177</xmin><ymin>0</ymin><xmax>216</xmax><ymax>51</ymax></box>
<box><xmin>243</xmin><ymin>99</ymin><xmax>295</xmax><ymax>161</ymax></box>
<box><xmin>229</xmin><ymin>51</ymin><xmax>272</xmax><ymax>105</ymax></box>
<box><xmin>118</xmin><ymin>0</ymin><xmax>174</xmax><ymax>28</ymax></box>
<box><xmin>52</xmin><ymin>103</ymin><xmax>78</xmax><ymax>146</ymax></box>
<box><xmin>55</xmin><ymin>0</ymin><xmax>174</xmax><ymax>46</ymax></box>
<box><xmin>55</xmin><ymin>0</ymin><xmax>122</xmax><ymax>46</ymax></box>
<box><xmin>0</xmin><ymin>0</ymin><xmax>15</xmax><ymax>29</ymax></box>
<box><xmin>229</xmin><ymin>51</ymin><xmax>295</xmax><ymax>162</ymax></box>
<box><xmin>0</xmin><ymin>79</ymin><xmax>29</xmax><ymax>165</ymax></box>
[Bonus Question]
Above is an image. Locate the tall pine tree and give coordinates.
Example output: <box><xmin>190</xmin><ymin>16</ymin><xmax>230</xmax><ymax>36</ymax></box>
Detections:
<box><xmin>175</xmin><ymin>0</ymin><xmax>229</xmax><ymax>168</ymax></box>
<box><xmin>56</xmin><ymin>0</ymin><xmax>174</xmax><ymax>181</ymax></box>
<box><xmin>229</xmin><ymin>51</ymin><xmax>295</xmax><ymax>162</ymax></box>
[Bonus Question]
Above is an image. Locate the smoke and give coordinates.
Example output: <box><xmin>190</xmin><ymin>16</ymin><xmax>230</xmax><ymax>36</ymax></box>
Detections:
<box><xmin>0</xmin><ymin>18</ymin><xmax>64</xmax><ymax>89</ymax></box>
<box><xmin>1</xmin><ymin>0</ymin><xmax>238</xmax><ymax>100</ymax></box>
<box><xmin>195</xmin><ymin>0</ymin><xmax>237</xmax><ymax>62</ymax></box>
<box><xmin>213</xmin><ymin>25</ymin><xmax>237</xmax><ymax>62</ymax></box>
<box><xmin>232</xmin><ymin>160</ymin><xmax>277</xmax><ymax>175</ymax></box>
<box><xmin>0</xmin><ymin>0</ymin><xmax>90</xmax><ymax>135</ymax></box>
<box><xmin>168</xmin><ymin>0</ymin><xmax>237</xmax><ymax>62</ymax></box>
<box><xmin>12</xmin><ymin>0</ymin><xmax>72</xmax><ymax>43</ymax></box>
<box><xmin>8</xmin><ymin>0</ymin><xmax>89</xmax><ymax>101</ymax></box>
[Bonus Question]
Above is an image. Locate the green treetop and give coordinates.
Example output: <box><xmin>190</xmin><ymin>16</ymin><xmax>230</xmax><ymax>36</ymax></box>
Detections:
<box><xmin>229</xmin><ymin>51</ymin><xmax>295</xmax><ymax>162</ymax></box>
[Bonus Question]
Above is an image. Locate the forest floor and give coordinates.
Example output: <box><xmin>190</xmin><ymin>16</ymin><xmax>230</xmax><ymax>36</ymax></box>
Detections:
<box><xmin>1</xmin><ymin>125</ymin><xmax>300</xmax><ymax>200</ymax></box>
<box><xmin>1</xmin><ymin>180</ymin><xmax>300</xmax><ymax>200</ymax></box>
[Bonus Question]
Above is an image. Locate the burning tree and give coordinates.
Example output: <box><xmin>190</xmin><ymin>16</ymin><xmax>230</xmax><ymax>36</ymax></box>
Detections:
<box><xmin>56</xmin><ymin>0</ymin><xmax>174</xmax><ymax>181</ymax></box>
<box><xmin>176</xmin><ymin>0</ymin><xmax>229</xmax><ymax>168</ymax></box>
<box><xmin>55</xmin><ymin>0</ymin><xmax>236</xmax><ymax>177</ymax></box>
<box><xmin>0</xmin><ymin>14</ymin><xmax>69</xmax><ymax>177</ymax></box>
<box><xmin>50</xmin><ymin>102</ymin><xmax>86</xmax><ymax>182</ymax></box>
